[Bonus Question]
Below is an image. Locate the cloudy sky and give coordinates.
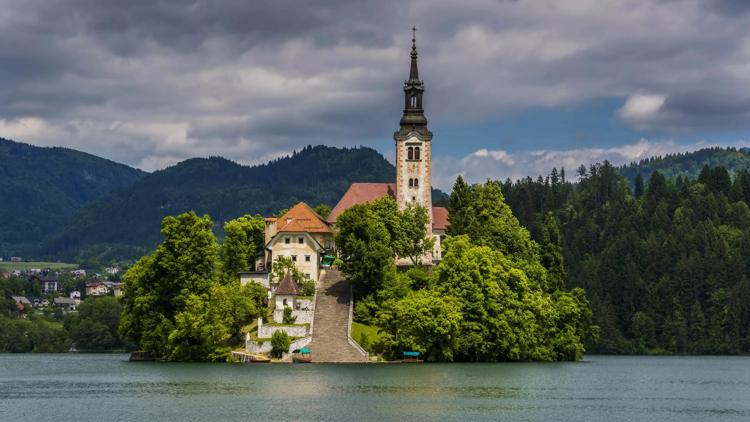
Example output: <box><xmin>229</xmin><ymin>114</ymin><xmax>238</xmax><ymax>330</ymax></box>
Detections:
<box><xmin>2</xmin><ymin>0</ymin><xmax>750</xmax><ymax>189</ymax></box>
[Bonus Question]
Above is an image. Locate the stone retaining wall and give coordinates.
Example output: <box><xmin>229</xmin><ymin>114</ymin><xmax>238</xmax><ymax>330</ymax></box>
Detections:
<box><xmin>272</xmin><ymin>309</ymin><xmax>313</xmax><ymax>324</ymax></box>
<box><xmin>257</xmin><ymin>318</ymin><xmax>309</xmax><ymax>338</ymax></box>
<box><xmin>245</xmin><ymin>335</ymin><xmax>312</xmax><ymax>356</ymax></box>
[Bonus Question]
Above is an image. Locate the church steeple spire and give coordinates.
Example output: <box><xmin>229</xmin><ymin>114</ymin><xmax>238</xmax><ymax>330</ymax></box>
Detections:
<box><xmin>397</xmin><ymin>26</ymin><xmax>431</xmax><ymax>138</ymax></box>
<box><xmin>409</xmin><ymin>26</ymin><xmax>419</xmax><ymax>81</ymax></box>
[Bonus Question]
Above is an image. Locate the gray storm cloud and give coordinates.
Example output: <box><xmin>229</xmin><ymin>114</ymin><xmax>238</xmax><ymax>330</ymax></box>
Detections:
<box><xmin>1</xmin><ymin>0</ymin><xmax>750</xmax><ymax>176</ymax></box>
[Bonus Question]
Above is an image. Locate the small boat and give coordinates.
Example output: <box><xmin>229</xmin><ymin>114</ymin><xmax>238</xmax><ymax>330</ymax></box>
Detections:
<box><xmin>401</xmin><ymin>351</ymin><xmax>423</xmax><ymax>363</ymax></box>
<box><xmin>292</xmin><ymin>347</ymin><xmax>312</xmax><ymax>363</ymax></box>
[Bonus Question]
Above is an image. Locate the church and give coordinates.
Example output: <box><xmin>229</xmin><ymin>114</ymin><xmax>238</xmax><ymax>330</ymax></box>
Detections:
<box><xmin>251</xmin><ymin>32</ymin><xmax>448</xmax><ymax>283</ymax></box>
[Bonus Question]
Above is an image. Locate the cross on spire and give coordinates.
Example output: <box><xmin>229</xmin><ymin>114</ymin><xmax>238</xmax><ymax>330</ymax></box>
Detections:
<box><xmin>409</xmin><ymin>25</ymin><xmax>419</xmax><ymax>81</ymax></box>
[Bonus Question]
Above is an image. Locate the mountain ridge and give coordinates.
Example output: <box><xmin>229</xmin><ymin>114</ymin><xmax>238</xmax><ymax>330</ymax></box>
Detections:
<box><xmin>41</xmin><ymin>144</ymin><xmax>443</xmax><ymax>262</ymax></box>
<box><xmin>0</xmin><ymin>137</ymin><xmax>146</xmax><ymax>256</ymax></box>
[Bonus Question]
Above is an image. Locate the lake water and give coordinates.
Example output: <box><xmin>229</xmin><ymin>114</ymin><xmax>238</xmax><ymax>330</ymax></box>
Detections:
<box><xmin>1</xmin><ymin>354</ymin><xmax>749</xmax><ymax>421</ymax></box>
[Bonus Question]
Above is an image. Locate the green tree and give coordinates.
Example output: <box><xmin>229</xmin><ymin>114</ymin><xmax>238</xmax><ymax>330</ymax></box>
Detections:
<box><xmin>73</xmin><ymin>296</ymin><xmax>122</xmax><ymax>351</ymax></box>
<box><xmin>634</xmin><ymin>173</ymin><xmax>644</xmax><ymax>198</ymax></box>
<box><xmin>334</xmin><ymin>204</ymin><xmax>394</xmax><ymax>296</ymax></box>
<box><xmin>449</xmin><ymin>181</ymin><xmax>540</xmax><ymax>262</ymax></box>
<box><xmin>392</xmin><ymin>203</ymin><xmax>435</xmax><ymax>265</ymax></box>
<box><xmin>222</xmin><ymin>215</ymin><xmax>265</xmax><ymax>281</ymax></box>
<box><xmin>631</xmin><ymin>311</ymin><xmax>655</xmax><ymax>353</ymax></box>
<box><xmin>447</xmin><ymin>175</ymin><xmax>473</xmax><ymax>236</ymax></box>
<box><xmin>119</xmin><ymin>211</ymin><xmax>220</xmax><ymax>360</ymax></box>
<box><xmin>167</xmin><ymin>282</ymin><xmax>266</xmax><ymax>362</ymax></box>
<box><xmin>433</xmin><ymin>235</ymin><xmax>591</xmax><ymax>361</ymax></box>
<box><xmin>540</xmin><ymin>212</ymin><xmax>565</xmax><ymax>291</ymax></box>
<box><xmin>282</xmin><ymin>306</ymin><xmax>297</xmax><ymax>324</ymax></box>
<box><xmin>313</xmin><ymin>204</ymin><xmax>332</xmax><ymax>219</ymax></box>
<box><xmin>271</xmin><ymin>330</ymin><xmax>291</xmax><ymax>358</ymax></box>
<box><xmin>377</xmin><ymin>290</ymin><xmax>462</xmax><ymax>361</ymax></box>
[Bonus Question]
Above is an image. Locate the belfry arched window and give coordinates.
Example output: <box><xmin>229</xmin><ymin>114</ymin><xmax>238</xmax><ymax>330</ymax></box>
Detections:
<box><xmin>414</xmin><ymin>147</ymin><xmax>421</xmax><ymax>160</ymax></box>
<box><xmin>408</xmin><ymin>178</ymin><xmax>413</xmax><ymax>188</ymax></box>
<box><xmin>407</xmin><ymin>147</ymin><xmax>414</xmax><ymax>160</ymax></box>
<box><xmin>414</xmin><ymin>178</ymin><xmax>419</xmax><ymax>188</ymax></box>
<box><xmin>410</xmin><ymin>95</ymin><xmax>417</xmax><ymax>107</ymax></box>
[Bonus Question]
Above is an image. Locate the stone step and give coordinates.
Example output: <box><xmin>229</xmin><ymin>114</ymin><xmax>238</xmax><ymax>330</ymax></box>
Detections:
<box><xmin>307</xmin><ymin>269</ymin><xmax>368</xmax><ymax>363</ymax></box>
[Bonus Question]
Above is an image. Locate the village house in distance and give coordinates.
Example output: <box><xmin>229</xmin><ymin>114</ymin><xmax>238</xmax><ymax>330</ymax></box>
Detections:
<box><xmin>243</xmin><ymin>29</ymin><xmax>448</xmax><ymax>286</ymax></box>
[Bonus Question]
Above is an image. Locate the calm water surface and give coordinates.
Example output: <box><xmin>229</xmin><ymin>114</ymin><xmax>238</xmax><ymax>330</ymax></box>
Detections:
<box><xmin>1</xmin><ymin>354</ymin><xmax>749</xmax><ymax>421</ymax></box>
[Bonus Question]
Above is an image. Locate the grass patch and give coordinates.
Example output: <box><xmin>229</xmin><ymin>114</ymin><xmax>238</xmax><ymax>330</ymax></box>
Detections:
<box><xmin>0</xmin><ymin>261</ymin><xmax>77</xmax><ymax>272</ymax></box>
<box><xmin>352</xmin><ymin>321</ymin><xmax>383</xmax><ymax>354</ymax></box>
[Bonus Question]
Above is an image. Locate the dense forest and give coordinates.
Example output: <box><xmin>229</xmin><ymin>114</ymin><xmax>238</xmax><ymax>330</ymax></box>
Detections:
<box><xmin>502</xmin><ymin>162</ymin><xmax>750</xmax><ymax>354</ymax></box>
<box><xmin>619</xmin><ymin>147</ymin><xmax>750</xmax><ymax>185</ymax></box>
<box><xmin>0</xmin><ymin>137</ymin><xmax>145</xmax><ymax>256</ymax></box>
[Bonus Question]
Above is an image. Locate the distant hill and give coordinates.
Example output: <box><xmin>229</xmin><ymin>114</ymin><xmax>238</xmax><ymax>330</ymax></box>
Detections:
<box><xmin>42</xmin><ymin>145</ymin><xmax>447</xmax><ymax>262</ymax></box>
<box><xmin>0</xmin><ymin>137</ymin><xmax>145</xmax><ymax>256</ymax></box>
<box><xmin>619</xmin><ymin>147</ymin><xmax>750</xmax><ymax>184</ymax></box>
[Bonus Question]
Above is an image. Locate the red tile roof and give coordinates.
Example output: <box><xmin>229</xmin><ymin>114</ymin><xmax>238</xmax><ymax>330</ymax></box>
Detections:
<box><xmin>327</xmin><ymin>183</ymin><xmax>396</xmax><ymax>224</ymax></box>
<box><xmin>276</xmin><ymin>202</ymin><xmax>331</xmax><ymax>233</ymax></box>
<box><xmin>275</xmin><ymin>272</ymin><xmax>299</xmax><ymax>296</ymax></box>
<box><xmin>432</xmin><ymin>207</ymin><xmax>449</xmax><ymax>230</ymax></box>
<box><xmin>328</xmin><ymin>183</ymin><xmax>450</xmax><ymax>230</ymax></box>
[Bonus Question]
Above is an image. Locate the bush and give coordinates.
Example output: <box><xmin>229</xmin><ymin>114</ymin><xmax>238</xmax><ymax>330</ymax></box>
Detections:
<box><xmin>298</xmin><ymin>279</ymin><xmax>315</xmax><ymax>296</ymax></box>
<box><xmin>271</xmin><ymin>330</ymin><xmax>291</xmax><ymax>357</ymax></box>
<box><xmin>359</xmin><ymin>333</ymin><xmax>370</xmax><ymax>350</ymax></box>
<box><xmin>353</xmin><ymin>295</ymin><xmax>378</xmax><ymax>325</ymax></box>
<box><xmin>282</xmin><ymin>307</ymin><xmax>297</xmax><ymax>324</ymax></box>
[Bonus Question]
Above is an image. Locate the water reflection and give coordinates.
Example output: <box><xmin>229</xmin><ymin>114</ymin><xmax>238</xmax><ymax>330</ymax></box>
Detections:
<box><xmin>1</xmin><ymin>354</ymin><xmax>750</xmax><ymax>422</ymax></box>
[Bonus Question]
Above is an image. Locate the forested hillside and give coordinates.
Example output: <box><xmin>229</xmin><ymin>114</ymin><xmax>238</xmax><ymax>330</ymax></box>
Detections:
<box><xmin>500</xmin><ymin>162</ymin><xmax>750</xmax><ymax>354</ymax></box>
<box><xmin>0</xmin><ymin>138</ymin><xmax>145</xmax><ymax>256</ymax></box>
<box><xmin>619</xmin><ymin>147</ymin><xmax>750</xmax><ymax>185</ymax></box>
<box><xmin>42</xmin><ymin>145</ymin><xmax>447</xmax><ymax>262</ymax></box>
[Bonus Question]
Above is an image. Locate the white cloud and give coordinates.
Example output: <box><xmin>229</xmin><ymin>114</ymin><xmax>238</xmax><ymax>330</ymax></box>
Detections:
<box><xmin>432</xmin><ymin>138</ymin><xmax>750</xmax><ymax>191</ymax></box>
<box><xmin>617</xmin><ymin>93</ymin><xmax>667</xmax><ymax>128</ymax></box>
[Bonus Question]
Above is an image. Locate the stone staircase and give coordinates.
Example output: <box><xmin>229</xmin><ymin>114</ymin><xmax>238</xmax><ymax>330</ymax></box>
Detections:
<box><xmin>307</xmin><ymin>269</ymin><xmax>368</xmax><ymax>363</ymax></box>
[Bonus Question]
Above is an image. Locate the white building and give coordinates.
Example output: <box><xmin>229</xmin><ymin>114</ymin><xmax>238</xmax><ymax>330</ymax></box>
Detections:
<box><xmin>261</xmin><ymin>202</ymin><xmax>332</xmax><ymax>283</ymax></box>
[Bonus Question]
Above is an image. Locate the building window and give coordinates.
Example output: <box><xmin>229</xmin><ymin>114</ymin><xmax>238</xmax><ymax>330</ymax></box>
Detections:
<box><xmin>414</xmin><ymin>146</ymin><xmax>421</xmax><ymax>160</ymax></box>
<box><xmin>291</xmin><ymin>255</ymin><xmax>297</xmax><ymax>262</ymax></box>
<box><xmin>408</xmin><ymin>178</ymin><xmax>413</xmax><ymax>188</ymax></box>
<box><xmin>304</xmin><ymin>273</ymin><xmax>311</xmax><ymax>280</ymax></box>
<box><xmin>305</xmin><ymin>255</ymin><xmax>311</xmax><ymax>262</ymax></box>
<box><xmin>410</xmin><ymin>95</ymin><xmax>417</xmax><ymax>107</ymax></box>
<box><xmin>284</xmin><ymin>237</ymin><xmax>290</xmax><ymax>244</ymax></box>
<box><xmin>414</xmin><ymin>178</ymin><xmax>419</xmax><ymax>188</ymax></box>
<box><xmin>412</xmin><ymin>196</ymin><xmax>416</xmax><ymax>202</ymax></box>
<box><xmin>298</xmin><ymin>237</ymin><xmax>304</xmax><ymax>244</ymax></box>
<box><xmin>407</xmin><ymin>146</ymin><xmax>414</xmax><ymax>160</ymax></box>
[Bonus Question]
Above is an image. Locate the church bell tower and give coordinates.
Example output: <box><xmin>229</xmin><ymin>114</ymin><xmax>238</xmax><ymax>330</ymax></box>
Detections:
<box><xmin>394</xmin><ymin>27</ymin><xmax>433</xmax><ymax>250</ymax></box>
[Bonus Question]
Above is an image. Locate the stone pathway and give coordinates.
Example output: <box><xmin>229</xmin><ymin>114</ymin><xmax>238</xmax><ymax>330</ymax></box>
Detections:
<box><xmin>307</xmin><ymin>269</ymin><xmax>368</xmax><ymax>363</ymax></box>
